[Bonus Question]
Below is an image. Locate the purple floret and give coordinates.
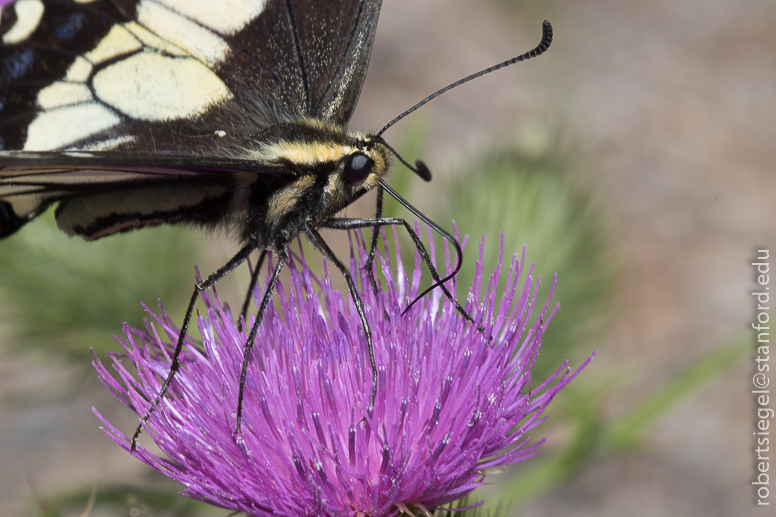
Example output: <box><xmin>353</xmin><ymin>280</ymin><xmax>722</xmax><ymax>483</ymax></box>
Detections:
<box><xmin>93</xmin><ymin>229</ymin><xmax>594</xmax><ymax>517</ymax></box>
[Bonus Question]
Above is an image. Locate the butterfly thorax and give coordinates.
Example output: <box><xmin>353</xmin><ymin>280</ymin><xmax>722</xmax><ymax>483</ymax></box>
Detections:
<box><xmin>239</xmin><ymin>118</ymin><xmax>391</xmax><ymax>249</ymax></box>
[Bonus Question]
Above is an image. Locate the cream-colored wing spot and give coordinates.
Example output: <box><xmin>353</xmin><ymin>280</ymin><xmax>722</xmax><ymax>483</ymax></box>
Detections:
<box><xmin>23</xmin><ymin>103</ymin><xmax>121</xmax><ymax>151</ymax></box>
<box><xmin>124</xmin><ymin>21</ymin><xmax>187</xmax><ymax>57</ymax></box>
<box><xmin>65</xmin><ymin>57</ymin><xmax>93</xmax><ymax>82</ymax></box>
<box><xmin>92</xmin><ymin>52</ymin><xmax>232</xmax><ymax>121</ymax></box>
<box><xmin>84</xmin><ymin>24</ymin><xmax>142</xmax><ymax>64</ymax></box>
<box><xmin>137</xmin><ymin>0</ymin><xmax>229</xmax><ymax>67</ymax></box>
<box><xmin>3</xmin><ymin>0</ymin><xmax>44</xmax><ymax>45</ymax></box>
<box><xmin>156</xmin><ymin>0</ymin><xmax>267</xmax><ymax>35</ymax></box>
<box><xmin>73</xmin><ymin>135</ymin><xmax>135</xmax><ymax>151</ymax></box>
<box><xmin>37</xmin><ymin>82</ymin><xmax>93</xmax><ymax>110</ymax></box>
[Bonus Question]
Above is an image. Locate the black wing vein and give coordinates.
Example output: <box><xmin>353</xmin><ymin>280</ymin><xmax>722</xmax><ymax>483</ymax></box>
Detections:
<box><xmin>313</xmin><ymin>0</ymin><xmax>368</xmax><ymax>116</ymax></box>
<box><xmin>284</xmin><ymin>0</ymin><xmax>310</xmax><ymax>114</ymax></box>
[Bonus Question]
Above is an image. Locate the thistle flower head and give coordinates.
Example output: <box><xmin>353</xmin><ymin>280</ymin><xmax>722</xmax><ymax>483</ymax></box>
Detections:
<box><xmin>93</xmin><ymin>229</ymin><xmax>593</xmax><ymax>516</ymax></box>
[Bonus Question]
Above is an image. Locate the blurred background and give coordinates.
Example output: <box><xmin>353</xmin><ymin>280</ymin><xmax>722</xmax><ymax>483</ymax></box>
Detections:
<box><xmin>0</xmin><ymin>0</ymin><xmax>773</xmax><ymax>515</ymax></box>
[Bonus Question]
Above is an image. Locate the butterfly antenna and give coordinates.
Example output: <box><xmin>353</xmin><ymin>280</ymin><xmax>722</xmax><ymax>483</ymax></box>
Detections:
<box><xmin>372</xmin><ymin>135</ymin><xmax>432</xmax><ymax>182</ymax></box>
<box><xmin>376</xmin><ymin>20</ymin><xmax>553</xmax><ymax>137</ymax></box>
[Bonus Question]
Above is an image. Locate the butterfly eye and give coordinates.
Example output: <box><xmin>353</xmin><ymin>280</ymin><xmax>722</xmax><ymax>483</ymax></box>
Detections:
<box><xmin>343</xmin><ymin>153</ymin><xmax>373</xmax><ymax>184</ymax></box>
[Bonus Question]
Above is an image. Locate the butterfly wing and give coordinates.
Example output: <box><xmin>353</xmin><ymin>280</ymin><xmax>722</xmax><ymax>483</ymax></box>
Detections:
<box><xmin>0</xmin><ymin>0</ymin><xmax>382</xmax><ymax>238</ymax></box>
<box><xmin>0</xmin><ymin>152</ymin><xmax>296</xmax><ymax>239</ymax></box>
<box><xmin>189</xmin><ymin>0</ymin><xmax>383</xmax><ymax>126</ymax></box>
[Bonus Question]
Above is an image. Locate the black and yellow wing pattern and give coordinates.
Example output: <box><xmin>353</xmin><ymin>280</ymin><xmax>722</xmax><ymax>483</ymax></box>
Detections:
<box><xmin>0</xmin><ymin>0</ymin><xmax>382</xmax><ymax>239</ymax></box>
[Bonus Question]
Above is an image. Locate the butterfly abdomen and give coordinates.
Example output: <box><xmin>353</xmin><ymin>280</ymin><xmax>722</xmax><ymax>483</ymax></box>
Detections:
<box><xmin>55</xmin><ymin>182</ymin><xmax>235</xmax><ymax>240</ymax></box>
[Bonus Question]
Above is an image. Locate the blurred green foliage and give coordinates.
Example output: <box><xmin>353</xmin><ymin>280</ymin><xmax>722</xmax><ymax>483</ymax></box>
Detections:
<box><xmin>30</xmin><ymin>484</ymin><xmax>221</xmax><ymax>517</ymax></box>
<box><xmin>502</xmin><ymin>332</ymin><xmax>749</xmax><ymax>509</ymax></box>
<box><xmin>0</xmin><ymin>210</ymin><xmax>198</xmax><ymax>360</ymax></box>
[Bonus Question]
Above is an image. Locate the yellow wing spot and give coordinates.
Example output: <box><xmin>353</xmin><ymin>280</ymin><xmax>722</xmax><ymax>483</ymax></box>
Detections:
<box><xmin>2</xmin><ymin>0</ymin><xmax>44</xmax><ymax>45</ymax></box>
<box><xmin>92</xmin><ymin>53</ymin><xmax>232</xmax><ymax>121</ymax></box>
<box><xmin>137</xmin><ymin>0</ymin><xmax>230</xmax><ymax>67</ymax></box>
<box><xmin>37</xmin><ymin>82</ymin><xmax>93</xmax><ymax>110</ymax></box>
<box><xmin>85</xmin><ymin>24</ymin><xmax>142</xmax><ymax>64</ymax></box>
<box><xmin>65</xmin><ymin>57</ymin><xmax>93</xmax><ymax>82</ymax></box>
<box><xmin>155</xmin><ymin>0</ymin><xmax>268</xmax><ymax>35</ymax></box>
<box><xmin>23</xmin><ymin>103</ymin><xmax>121</xmax><ymax>151</ymax></box>
<box><xmin>73</xmin><ymin>135</ymin><xmax>135</xmax><ymax>151</ymax></box>
<box><xmin>124</xmin><ymin>21</ymin><xmax>188</xmax><ymax>57</ymax></box>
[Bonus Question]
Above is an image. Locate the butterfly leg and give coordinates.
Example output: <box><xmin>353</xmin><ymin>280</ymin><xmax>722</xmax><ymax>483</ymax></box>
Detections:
<box><xmin>239</xmin><ymin>250</ymin><xmax>268</xmax><ymax>331</ymax></box>
<box><xmin>131</xmin><ymin>242</ymin><xmax>257</xmax><ymax>452</ymax></box>
<box><xmin>362</xmin><ymin>184</ymin><xmax>385</xmax><ymax>297</ymax></box>
<box><xmin>304</xmin><ymin>226</ymin><xmax>378</xmax><ymax>410</ymax></box>
<box><xmin>323</xmin><ymin>217</ymin><xmax>485</xmax><ymax>334</ymax></box>
<box><xmin>235</xmin><ymin>246</ymin><xmax>286</xmax><ymax>436</ymax></box>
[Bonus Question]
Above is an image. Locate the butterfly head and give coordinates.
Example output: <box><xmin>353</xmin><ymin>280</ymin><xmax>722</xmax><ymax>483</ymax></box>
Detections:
<box><xmin>319</xmin><ymin>130</ymin><xmax>391</xmax><ymax>211</ymax></box>
<box><xmin>247</xmin><ymin>119</ymin><xmax>391</xmax><ymax>235</ymax></box>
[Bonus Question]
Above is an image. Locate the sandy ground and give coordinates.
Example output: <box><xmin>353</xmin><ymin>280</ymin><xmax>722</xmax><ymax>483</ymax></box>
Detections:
<box><xmin>1</xmin><ymin>0</ymin><xmax>774</xmax><ymax>515</ymax></box>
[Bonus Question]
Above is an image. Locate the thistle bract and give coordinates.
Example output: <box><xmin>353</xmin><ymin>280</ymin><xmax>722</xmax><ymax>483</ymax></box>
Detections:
<box><xmin>93</xmin><ymin>231</ymin><xmax>593</xmax><ymax>516</ymax></box>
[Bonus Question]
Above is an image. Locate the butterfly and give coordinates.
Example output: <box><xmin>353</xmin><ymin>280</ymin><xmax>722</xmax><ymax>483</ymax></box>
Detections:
<box><xmin>0</xmin><ymin>0</ymin><xmax>552</xmax><ymax>449</ymax></box>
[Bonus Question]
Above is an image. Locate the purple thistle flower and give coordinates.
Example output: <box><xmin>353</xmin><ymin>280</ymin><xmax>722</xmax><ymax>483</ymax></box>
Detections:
<box><xmin>93</xmin><ymin>229</ymin><xmax>594</xmax><ymax>517</ymax></box>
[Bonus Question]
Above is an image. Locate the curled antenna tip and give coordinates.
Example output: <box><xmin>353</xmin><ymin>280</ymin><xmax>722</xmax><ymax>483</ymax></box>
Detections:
<box><xmin>377</xmin><ymin>20</ymin><xmax>553</xmax><ymax>137</ymax></box>
<box><xmin>374</xmin><ymin>135</ymin><xmax>433</xmax><ymax>182</ymax></box>
<box><xmin>415</xmin><ymin>160</ymin><xmax>432</xmax><ymax>182</ymax></box>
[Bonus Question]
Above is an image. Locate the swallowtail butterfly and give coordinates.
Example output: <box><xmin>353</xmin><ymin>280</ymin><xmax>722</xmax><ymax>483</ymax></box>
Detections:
<box><xmin>0</xmin><ymin>0</ymin><xmax>552</xmax><ymax>448</ymax></box>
